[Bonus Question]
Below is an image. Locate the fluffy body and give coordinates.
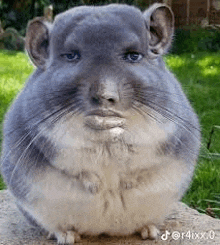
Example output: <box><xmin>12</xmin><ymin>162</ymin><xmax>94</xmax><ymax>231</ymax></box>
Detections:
<box><xmin>1</xmin><ymin>4</ymin><xmax>200</xmax><ymax>244</ymax></box>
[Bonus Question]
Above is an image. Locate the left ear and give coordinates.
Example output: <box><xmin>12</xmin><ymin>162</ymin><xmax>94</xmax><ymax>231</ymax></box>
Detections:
<box><xmin>25</xmin><ymin>17</ymin><xmax>51</xmax><ymax>69</ymax></box>
<box><xmin>143</xmin><ymin>3</ymin><xmax>174</xmax><ymax>55</ymax></box>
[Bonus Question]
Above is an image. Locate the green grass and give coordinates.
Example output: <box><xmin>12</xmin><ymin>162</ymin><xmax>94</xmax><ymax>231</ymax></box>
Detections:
<box><xmin>0</xmin><ymin>50</ymin><xmax>34</xmax><ymax>189</ymax></box>
<box><xmin>0</xmin><ymin>50</ymin><xmax>34</xmax><ymax>121</ymax></box>
<box><xmin>164</xmin><ymin>52</ymin><xmax>220</xmax><ymax>218</ymax></box>
<box><xmin>0</xmin><ymin>50</ymin><xmax>220</xmax><ymax>218</ymax></box>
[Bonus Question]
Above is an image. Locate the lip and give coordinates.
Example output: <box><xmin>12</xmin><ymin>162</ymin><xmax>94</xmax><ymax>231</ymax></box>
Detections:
<box><xmin>84</xmin><ymin>109</ymin><xmax>126</xmax><ymax>130</ymax></box>
<box><xmin>86</xmin><ymin>109</ymin><xmax>123</xmax><ymax>118</ymax></box>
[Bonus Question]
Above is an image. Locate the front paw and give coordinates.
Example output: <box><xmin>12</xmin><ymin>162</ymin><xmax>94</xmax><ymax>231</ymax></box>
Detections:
<box><xmin>80</xmin><ymin>171</ymin><xmax>101</xmax><ymax>194</ymax></box>
<box><xmin>141</xmin><ymin>225</ymin><xmax>160</xmax><ymax>240</ymax></box>
<box><xmin>48</xmin><ymin>231</ymin><xmax>81</xmax><ymax>244</ymax></box>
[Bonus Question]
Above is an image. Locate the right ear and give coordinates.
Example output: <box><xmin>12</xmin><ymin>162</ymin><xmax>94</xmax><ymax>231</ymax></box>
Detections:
<box><xmin>143</xmin><ymin>3</ymin><xmax>174</xmax><ymax>56</ymax></box>
<box><xmin>25</xmin><ymin>17</ymin><xmax>50</xmax><ymax>68</ymax></box>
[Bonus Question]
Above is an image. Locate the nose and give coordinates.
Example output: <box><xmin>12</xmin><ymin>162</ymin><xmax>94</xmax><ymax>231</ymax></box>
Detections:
<box><xmin>90</xmin><ymin>79</ymin><xmax>120</xmax><ymax>107</ymax></box>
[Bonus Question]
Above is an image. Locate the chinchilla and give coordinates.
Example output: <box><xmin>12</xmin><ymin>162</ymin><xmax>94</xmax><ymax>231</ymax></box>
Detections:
<box><xmin>0</xmin><ymin>3</ymin><xmax>200</xmax><ymax>244</ymax></box>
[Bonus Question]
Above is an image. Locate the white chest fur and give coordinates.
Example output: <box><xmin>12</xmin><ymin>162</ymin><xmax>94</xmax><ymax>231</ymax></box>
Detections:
<box><xmin>30</xmin><ymin>113</ymin><xmax>183</xmax><ymax>235</ymax></box>
<box><xmin>45</xmin><ymin>112</ymin><xmax>174</xmax><ymax>173</ymax></box>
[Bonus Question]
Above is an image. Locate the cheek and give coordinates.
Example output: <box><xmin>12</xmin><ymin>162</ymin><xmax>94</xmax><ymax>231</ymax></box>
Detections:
<box><xmin>123</xmin><ymin>109</ymin><xmax>168</xmax><ymax>146</ymax></box>
<box><xmin>42</xmin><ymin>115</ymin><xmax>87</xmax><ymax>149</ymax></box>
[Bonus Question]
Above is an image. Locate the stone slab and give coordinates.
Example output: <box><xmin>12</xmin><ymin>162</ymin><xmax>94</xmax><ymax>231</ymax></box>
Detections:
<box><xmin>0</xmin><ymin>190</ymin><xmax>220</xmax><ymax>244</ymax></box>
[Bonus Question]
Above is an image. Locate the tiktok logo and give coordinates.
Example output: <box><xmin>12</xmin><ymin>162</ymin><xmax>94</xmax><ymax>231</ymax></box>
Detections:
<box><xmin>161</xmin><ymin>230</ymin><xmax>171</xmax><ymax>240</ymax></box>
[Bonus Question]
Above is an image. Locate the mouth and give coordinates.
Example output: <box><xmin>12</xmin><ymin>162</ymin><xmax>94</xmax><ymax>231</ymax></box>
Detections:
<box><xmin>84</xmin><ymin>109</ymin><xmax>126</xmax><ymax>130</ymax></box>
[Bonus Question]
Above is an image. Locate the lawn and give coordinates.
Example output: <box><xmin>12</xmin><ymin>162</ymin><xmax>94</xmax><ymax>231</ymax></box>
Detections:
<box><xmin>0</xmin><ymin>50</ymin><xmax>220</xmax><ymax>217</ymax></box>
<box><xmin>164</xmin><ymin>52</ymin><xmax>220</xmax><ymax>218</ymax></box>
<box><xmin>0</xmin><ymin>50</ymin><xmax>34</xmax><ymax>189</ymax></box>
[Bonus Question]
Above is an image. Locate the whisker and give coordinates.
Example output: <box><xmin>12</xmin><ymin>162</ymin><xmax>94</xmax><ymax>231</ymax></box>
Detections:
<box><xmin>4</xmin><ymin>98</ymin><xmax>83</xmax><ymax>137</ymax></box>
<box><xmin>132</xmin><ymin>97</ymin><xmax>200</xmax><ymax>144</ymax></box>
<box><xmin>9</xmin><ymin>127</ymin><xmax>46</xmax><ymax>186</ymax></box>
<box><xmin>134</xmin><ymin>93</ymin><xmax>200</xmax><ymax>134</ymax></box>
<box><xmin>2</xmin><ymin>97</ymin><xmax>83</xmax><ymax>186</ymax></box>
<box><xmin>134</xmin><ymin>86</ymin><xmax>197</xmax><ymax>112</ymax></box>
<box><xmin>146</xmin><ymin>99</ymin><xmax>200</xmax><ymax>132</ymax></box>
<box><xmin>131</xmin><ymin>103</ymin><xmax>162</xmax><ymax>123</ymax></box>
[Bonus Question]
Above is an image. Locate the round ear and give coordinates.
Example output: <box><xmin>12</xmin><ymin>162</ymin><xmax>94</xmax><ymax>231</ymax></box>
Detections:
<box><xmin>143</xmin><ymin>3</ymin><xmax>174</xmax><ymax>55</ymax></box>
<box><xmin>25</xmin><ymin>17</ymin><xmax>50</xmax><ymax>68</ymax></box>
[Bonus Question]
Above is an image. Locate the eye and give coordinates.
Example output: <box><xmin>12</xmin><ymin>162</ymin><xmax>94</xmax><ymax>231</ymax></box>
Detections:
<box><xmin>62</xmin><ymin>51</ymin><xmax>81</xmax><ymax>61</ymax></box>
<box><xmin>124</xmin><ymin>52</ymin><xmax>143</xmax><ymax>63</ymax></box>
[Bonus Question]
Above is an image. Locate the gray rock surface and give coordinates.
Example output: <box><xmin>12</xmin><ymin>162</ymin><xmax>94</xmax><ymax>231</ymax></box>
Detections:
<box><xmin>0</xmin><ymin>190</ymin><xmax>220</xmax><ymax>244</ymax></box>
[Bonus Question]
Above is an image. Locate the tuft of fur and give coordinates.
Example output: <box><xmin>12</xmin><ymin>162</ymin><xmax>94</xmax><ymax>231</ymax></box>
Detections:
<box><xmin>1</xmin><ymin>3</ymin><xmax>200</xmax><ymax>244</ymax></box>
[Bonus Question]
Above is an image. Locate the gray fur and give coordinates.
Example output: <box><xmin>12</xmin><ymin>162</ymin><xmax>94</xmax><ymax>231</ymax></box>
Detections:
<box><xmin>1</xmin><ymin>3</ymin><xmax>200</xmax><ymax>243</ymax></box>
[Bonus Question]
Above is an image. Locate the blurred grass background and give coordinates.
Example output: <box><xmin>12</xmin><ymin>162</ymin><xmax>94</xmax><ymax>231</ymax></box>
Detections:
<box><xmin>0</xmin><ymin>50</ymin><xmax>34</xmax><ymax>189</ymax></box>
<box><xmin>164</xmin><ymin>52</ymin><xmax>220</xmax><ymax>218</ymax></box>
<box><xmin>0</xmin><ymin>27</ymin><xmax>220</xmax><ymax>218</ymax></box>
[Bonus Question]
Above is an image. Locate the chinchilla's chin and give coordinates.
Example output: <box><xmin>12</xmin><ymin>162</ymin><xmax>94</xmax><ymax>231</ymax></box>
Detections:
<box><xmin>42</xmin><ymin>113</ymin><xmax>127</xmax><ymax>150</ymax></box>
<box><xmin>85</xmin><ymin>127</ymin><xmax>125</xmax><ymax>143</ymax></box>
